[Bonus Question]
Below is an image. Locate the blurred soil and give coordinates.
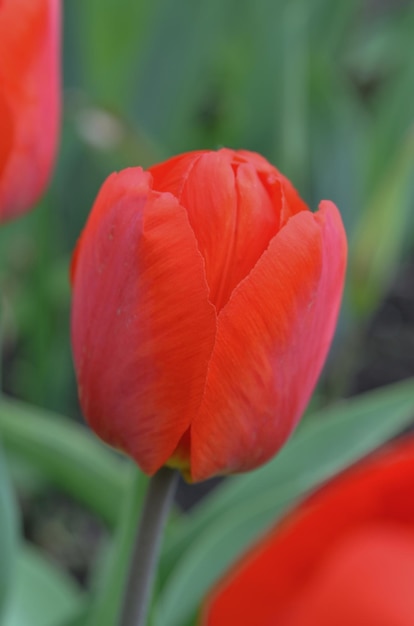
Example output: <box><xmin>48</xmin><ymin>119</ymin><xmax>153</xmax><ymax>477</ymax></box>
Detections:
<box><xmin>349</xmin><ymin>261</ymin><xmax>414</xmax><ymax>394</ymax></box>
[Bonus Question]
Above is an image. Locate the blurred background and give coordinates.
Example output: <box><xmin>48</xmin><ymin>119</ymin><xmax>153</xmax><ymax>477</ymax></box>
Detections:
<box><xmin>1</xmin><ymin>0</ymin><xmax>414</xmax><ymax>614</ymax></box>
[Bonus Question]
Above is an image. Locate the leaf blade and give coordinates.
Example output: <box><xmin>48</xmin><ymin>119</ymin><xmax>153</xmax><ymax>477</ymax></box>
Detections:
<box><xmin>0</xmin><ymin>397</ymin><xmax>129</xmax><ymax>526</ymax></box>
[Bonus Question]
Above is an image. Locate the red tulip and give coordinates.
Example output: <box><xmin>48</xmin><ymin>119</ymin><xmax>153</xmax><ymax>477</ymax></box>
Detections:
<box><xmin>0</xmin><ymin>0</ymin><xmax>60</xmax><ymax>221</ymax></box>
<box><xmin>70</xmin><ymin>149</ymin><xmax>347</xmax><ymax>481</ymax></box>
<box><xmin>202</xmin><ymin>437</ymin><xmax>414</xmax><ymax>625</ymax></box>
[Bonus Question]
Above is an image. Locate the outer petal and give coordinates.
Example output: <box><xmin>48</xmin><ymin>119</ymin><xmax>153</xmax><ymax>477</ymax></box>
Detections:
<box><xmin>71</xmin><ymin>168</ymin><xmax>216</xmax><ymax>475</ymax></box>
<box><xmin>191</xmin><ymin>201</ymin><xmax>347</xmax><ymax>481</ymax></box>
<box><xmin>0</xmin><ymin>0</ymin><xmax>60</xmax><ymax>220</ymax></box>
<box><xmin>280</xmin><ymin>527</ymin><xmax>414</xmax><ymax>626</ymax></box>
<box><xmin>202</xmin><ymin>438</ymin><xmax>414</xmax><ymax>626</ymax></box>
<box><xmin>0</xmin><ymin>94</ymin><xmax>13</xmax><ymax>178</ymax></box>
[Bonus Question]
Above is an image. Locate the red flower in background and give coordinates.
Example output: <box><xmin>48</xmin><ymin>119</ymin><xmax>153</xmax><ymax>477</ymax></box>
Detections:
<box><xmin>202</xmin><ymin>437</ymin><xmax>414</xmax><ymax>625</ymax></box>
<box><xmin>70</xmin><ymin>149</ymin><xmax>347</xmax><ymax>481</ymax></box>
<box><xmin>0</xmin><ymin>0</ymin><xmax>60</xmax><ymax>221</ymax></box>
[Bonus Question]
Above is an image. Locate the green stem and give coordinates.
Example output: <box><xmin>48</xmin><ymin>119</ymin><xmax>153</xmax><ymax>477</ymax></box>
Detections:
<box><xmin>119</xmin><ymin>466</ymin><xmax>178</xmax><ymax>626</ymax></box>
<box><xmin>87</xmin><ymin>465</ymin><xmax>147</xmax><ymax>626</ymax></box>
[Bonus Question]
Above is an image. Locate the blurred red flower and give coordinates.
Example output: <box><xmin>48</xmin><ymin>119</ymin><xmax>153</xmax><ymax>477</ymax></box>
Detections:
<box><xmin>202</xmin><ymin>437</ymin><xmax>414</xmax><ymax>625</ymax></box>
<box><xmin>0</xmin><ymin>0</ymin><xmax>60</xmax><ymax>221</ymax></box>
<box><xmin>71</xmin><ymin>149</ymin><xmax>347</xmax><ymax>481</ymax></box>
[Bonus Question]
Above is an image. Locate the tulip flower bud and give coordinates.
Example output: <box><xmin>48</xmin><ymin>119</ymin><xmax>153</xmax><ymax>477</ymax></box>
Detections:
<box><xmin>71</xmin><ymin>149</ymin><xmax>347</xmax><ymax>481</ymax></box>
<box><xmin>0</xmin><ymin>0</ymin><xmax>60</xmax><ymax>221</ymax></box>
<box><xmin>202</xmin><ymin>437</ymin><xmax>414</xmax><ymax>625</ymax></box>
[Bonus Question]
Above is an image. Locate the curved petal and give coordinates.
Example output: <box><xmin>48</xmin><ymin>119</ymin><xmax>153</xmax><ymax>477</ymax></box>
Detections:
<box><xmin>0</xmin><ymin>92</ymin><xmax>13</xmax><ymax>178</ymax></box>
<box><xmin>71</xmin><ymin>168</ymin><xmax>216</xmax><ymax>475</ymax></box>
<box><xmin>148</xmin><ymin>150</ymin><xmax>205</xmax><ymax>199</ymax></box>
<box><xmin>214</xmin><ymin>159</ymin><xmax>280</xmax><ymax>308</ymax></box>
<box><xmin>175</xmin><ymin>151</ymin><xmax>239</xmax><ymax>310</ymax></box>
<box><xmin>234</xmin><ymin>148</ymin><xmax>309</xmax><ymax>220</ymax></box>
<box><xmin>202</xmin><ymin>438</ymin><xmax>414</xmax><ymax>626</ymax></box>
<box><xmin>153</xmin><ymin>150</ymin><xmax>281</xmax><ymax>311</ymax></box>
<box><xmin>0</xmin><ymin>0</ymin><xmax>60</xmax><ymax>220</ymax></box>
<box><xmin>281</xmin><ymin>527</ymin><xmax>414</xmax><ymax>626</ymax></box>
<box><xmin>152</xmin><ymin>151</ymin><xmax>240</xmax><ymax>310</ymax></box>
<box><xmin>191</xmin><ymin>201</ymin><xmax>347</xmax><ymax>481</ymax></box>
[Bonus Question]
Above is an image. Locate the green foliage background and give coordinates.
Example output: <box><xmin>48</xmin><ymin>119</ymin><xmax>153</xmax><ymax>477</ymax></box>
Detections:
<box><xmin>1</xmin><ymin>0</ymin><xmax>414</xmax><ymax>624</ymax></box>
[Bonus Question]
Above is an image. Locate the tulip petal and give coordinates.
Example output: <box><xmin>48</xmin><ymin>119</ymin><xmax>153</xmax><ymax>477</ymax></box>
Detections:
<box><xmin>153</xmin><ymin>150</ymin><xmax>281</xmax><ymax>311</ymax></box>
<box><xmin>0</xmin><ymin>93</ymin><xmax>13</xmax><ymax>178</ymax></box>
<box><xmin>0</xmin><ymin>0</ymin><xmax>60</xmax><ymax>220</ymax></box>
<box><xmin>235</xmin><ymin>149</ymin><xmax>309</xmax><ymax>220</ymax></box>
<box><xmin>175</xmin><ymin>151</ymin><xmax>239</xmax><ymax>310</ymax></box>
<box><xmin>281</xmin><ymin>526</ymin><xmax>414</xmax><ymax>626</ymax></box>
<box><xmin>148</xmin><ymin>150</ymin><xmax>206</xmax><ymax>198</ymax></box>
<box><xmin>71</xmin><ymin>168</ymin><xmax>216</xmax><ymax>475</ymax></box>
<box><xmin>152</xmin><ymin>151</ymin><xmax>240</xmax><ymax>310</ymax></box>
<box><xmin>191</xmin><ymin>201</ymin><xmax>347</xmax><ymax>481</ymax></box>
<box><xmin>203</xmin><ymin>439</ymin><xmax>414</xmax><ymax>626</ymax></box>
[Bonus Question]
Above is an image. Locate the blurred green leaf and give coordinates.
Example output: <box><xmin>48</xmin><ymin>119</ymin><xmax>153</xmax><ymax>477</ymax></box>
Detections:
<box><xmin>62</xmin><ymin>610</ymin><xmax>90</xmax><ymax>626</ymax></box>
<box><xmin>279</xmin><ymin>1</ymin><xmax>309</xmax><ymax>189</ymax></box>
<box><xmin>0</xmin><ymin>397</ymin><xmax>130</xmax><ymax>527</ymax></box>
<box><xmin>362</xmin><ymin>8</ymin><xmax>414</xmax><ymax>190</ymax></box>
<box><xmin>5</xmin><ymin>454</ymin><xmax>48</xmax><ymax>501</ymax></box>
<box><xmin>3</xmin><ymin>544</ymin><xmax>84</xmax><ymax>626</ymax></box>
<box><xmin>132</xmin><ymin>0</ymin><xmax>233</xmax><ymax>152</ymax></box>
<box><xmin>156</xmin><ymin>378</ymin><xmax>414</xmax><ymax>626</ymax></box>
<box><xmin>310</xmin><ymin>0</ymin><xmax>359</xmax><ymax>55</ymax></box>
<box><xmin>0</xmin><ymin>444</ymin><xmax>18</xmax><ymax>622</ymax></box>
<box><xmin>74</xmin><ymin>0</ymin><xmax>156</xmax><ymax>109</ymax></box>
<box><xmin>350</xmin><ymin>128</ymin><xmax>414</xmax><ymax>315</ymax></box>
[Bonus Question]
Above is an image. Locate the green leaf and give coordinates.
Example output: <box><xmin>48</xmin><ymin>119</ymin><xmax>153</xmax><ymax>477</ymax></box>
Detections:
<box><xmin>350</xmin><ymin>129</ymin><xmax>414</xmax><ymax>314</ymax></box>
<box><xmin>0</xmin><ymin>397</ymin><xmax>130</xmax><ymax>527</ymax></box>
<box><xmin>3</xmin><ymin>544</ymin><xmax>85</xmax><ymax>626</ymax></box>
<box><xmin>156</xmin><ymin>378</ymin><xmax>414</xmax><ymax>626</ymax></box>
<box><xmin>362</xmin><ymin>8</ymin><xmax>414</xmax><ymax>190</ymax></box>
<box><xmin>130</xmin><ymin>0</ymin><xmax>235</xmax><ymax>151</ymax></box>
<box><xmin>0</xmin><ymin>444</ymin><xmax>18</xmax><ymax>621</ymax></box>
<box><xmin>279</xmin><ymin>1</ymin><xmax>310</xmax><ymax>190</ymax></box>
<box><xmin>74</xmin><ymin>0</ymin><xmax>156</xmax><ymax>109</ymax></box>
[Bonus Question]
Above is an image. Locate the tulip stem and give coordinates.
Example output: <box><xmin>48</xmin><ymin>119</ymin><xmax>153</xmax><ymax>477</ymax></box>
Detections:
<box><xmin>119</xmin><ymin>466</ymin><xmax>178</xmax><ymax>626</ymax></box>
